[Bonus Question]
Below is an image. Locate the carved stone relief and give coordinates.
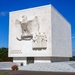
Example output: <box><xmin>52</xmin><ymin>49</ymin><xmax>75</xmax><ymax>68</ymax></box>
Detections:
<box><xmin>15</xmin><ymin>15</ymin><xmax>47</xmax><ymax>50</ymax></box>
<box><xmin>32</xmin><ymin>33</ymin><xmax>47</xmax><ymax>50</ymax></box>
<box><xmin>15</xmin><ymin>15</ymin><xmax>39</xmax><ymax>41</ymax></box>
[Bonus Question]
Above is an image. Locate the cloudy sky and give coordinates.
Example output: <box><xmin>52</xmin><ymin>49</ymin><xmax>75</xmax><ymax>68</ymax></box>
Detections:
<box><xmin>0</xmin><ymin>0</ymin><xmax>75</xmax><ymax>55</ymax></box>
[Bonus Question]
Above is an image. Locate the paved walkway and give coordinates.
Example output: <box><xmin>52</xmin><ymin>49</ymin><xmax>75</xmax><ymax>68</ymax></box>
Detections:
<box><xmin>0</xmin><ymin>61</ymin><xmax>75</xmax><ymax>72</ymax></box>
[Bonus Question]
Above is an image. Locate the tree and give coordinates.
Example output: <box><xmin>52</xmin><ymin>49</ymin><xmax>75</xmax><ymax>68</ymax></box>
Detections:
<box><xmin>0</xmin><ymin>47</ymin><xmax>13</xmax><ymax>62</ymax></box>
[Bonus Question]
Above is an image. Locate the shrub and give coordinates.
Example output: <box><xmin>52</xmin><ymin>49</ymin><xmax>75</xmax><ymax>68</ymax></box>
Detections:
<box><xmin>0</xmin><ymin>59</ymin><xmax>2</xmax><ymax>62</ymax></box>
<box><xmin>11</xmin><ymin>65</ymin><xmax>18</xmax><ymax>70</ymax></box>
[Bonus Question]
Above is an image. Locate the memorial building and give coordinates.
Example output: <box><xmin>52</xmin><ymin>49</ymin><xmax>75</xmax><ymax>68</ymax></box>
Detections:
<box><xmin>9</xmin><ymin>4</ymin><xmax>72</xmax><ymax>66</ymax></box>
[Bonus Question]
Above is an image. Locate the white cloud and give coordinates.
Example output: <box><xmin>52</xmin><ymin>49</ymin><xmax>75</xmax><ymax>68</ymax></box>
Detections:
<box><xmin>0</xmin><ymin>12</ymin><xmax>8</xmax><ymax>16</ymax></box>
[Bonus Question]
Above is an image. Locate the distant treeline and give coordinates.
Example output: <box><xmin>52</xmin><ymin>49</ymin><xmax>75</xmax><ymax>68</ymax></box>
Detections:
<box><xmin>0</xmin><ymin>47</ymin><xmax>13</xmax><ymax>62</ymax></box>
<box><xmin>70</xmin><ymin>56</ymin><xmax>75</xmax><ymax>61</ymax></box>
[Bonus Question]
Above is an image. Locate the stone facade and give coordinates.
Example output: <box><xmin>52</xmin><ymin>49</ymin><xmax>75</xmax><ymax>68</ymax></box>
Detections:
<box><xmin>9</xmin><ymin>4</ymin><xmax>72</xmax><ymax>65</ymax></box>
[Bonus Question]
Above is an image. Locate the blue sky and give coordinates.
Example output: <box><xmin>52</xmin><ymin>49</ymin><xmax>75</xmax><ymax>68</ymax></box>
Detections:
<box><xmin>0</xmin><ymin>0</ymin><xmax>75</xmax><ymax>55</ymax></box>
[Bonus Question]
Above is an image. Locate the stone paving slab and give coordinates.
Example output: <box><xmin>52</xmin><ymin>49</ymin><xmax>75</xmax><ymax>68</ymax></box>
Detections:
<box><xmin>0</xmin><ymin>61</ymin><xmax>75</xmax><ymax>72</ymax></box>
